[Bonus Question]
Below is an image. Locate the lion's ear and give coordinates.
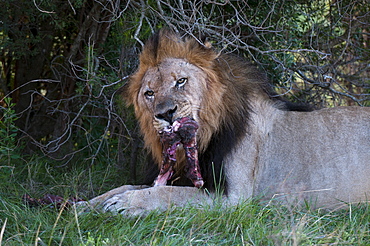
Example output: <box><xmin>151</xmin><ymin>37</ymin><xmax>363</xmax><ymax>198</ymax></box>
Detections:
<box><xmin>198</xmin><ymin>34</ymin><xmax>212</xmax><ymax>49</ymax></box>
<box><xmin>204</xmin><ymin>41</ymin><xmax>212</xmax><ymax>49</ymax></box>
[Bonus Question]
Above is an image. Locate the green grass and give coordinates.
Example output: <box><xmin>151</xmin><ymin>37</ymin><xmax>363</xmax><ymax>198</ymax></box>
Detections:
<box><xmin>1</xmin><ymin>157</ymin><xmax>370</xmax><ymax>245</ymax></box>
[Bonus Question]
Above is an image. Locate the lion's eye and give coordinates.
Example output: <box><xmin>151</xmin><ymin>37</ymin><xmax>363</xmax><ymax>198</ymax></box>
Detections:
<box><xmin>176</xmin><ymin>78</ymin><xmax>188</xmax><ymax>86</ymax></box>
<box><xmin>144</xmin><ymin>90</ymin><xmax>154</xmax><ymax>97</ymax></box>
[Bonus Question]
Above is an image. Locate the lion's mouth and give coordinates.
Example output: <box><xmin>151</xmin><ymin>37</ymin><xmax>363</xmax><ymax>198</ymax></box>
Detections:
<box><xmin>154</xmin><ymin>117</ymin><xmax>204</xmax><ymax>188</ymax></box>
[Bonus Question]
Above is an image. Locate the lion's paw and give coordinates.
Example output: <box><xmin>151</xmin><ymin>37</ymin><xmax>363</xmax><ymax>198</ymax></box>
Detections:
<box><xmin>101</xmin><ymin>191</ymin><xmax>146</xmax><ymax>215</ymax></box>
<box><xmin>86</xmin><ymin>186</ymin><xmax>212</xmax><ymax>216</ymax></box>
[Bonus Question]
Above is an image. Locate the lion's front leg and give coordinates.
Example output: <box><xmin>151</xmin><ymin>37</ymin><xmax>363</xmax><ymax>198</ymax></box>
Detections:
<box><xmin>77</xmin><ymin>185</ymin><xmax>149</xmax><ymax>212</ymax></box>
<box><xmin>86</xmin><ymin>186</ymin><xmax>212</xmax><ymax>215</ymax></box>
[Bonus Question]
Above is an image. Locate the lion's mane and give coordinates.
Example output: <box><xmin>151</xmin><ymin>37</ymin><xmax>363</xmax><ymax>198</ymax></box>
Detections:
<box><xmin>123</xmin><ymin>29</ymin><xmax>309</xmax><ymax>189</ymax></box>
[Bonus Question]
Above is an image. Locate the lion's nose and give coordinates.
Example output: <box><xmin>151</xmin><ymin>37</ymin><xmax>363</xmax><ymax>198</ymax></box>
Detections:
<box><xmin>155</xmin><ymin>106</ymin><xmax>177</xmax><ymax>123</ymax></box>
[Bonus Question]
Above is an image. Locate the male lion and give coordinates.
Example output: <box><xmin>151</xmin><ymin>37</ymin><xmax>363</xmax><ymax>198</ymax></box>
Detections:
<box><xmin>85</xmin><ymin>29</ymin><xmax>370</xmax><ymax>215</ymax></box>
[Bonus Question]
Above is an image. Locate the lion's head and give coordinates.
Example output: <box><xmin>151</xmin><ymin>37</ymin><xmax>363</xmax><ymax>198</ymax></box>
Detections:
<box><xmin>123</xmin><ymin>29</ymin><xmax>295</xmax><ymax>188</ymax></box>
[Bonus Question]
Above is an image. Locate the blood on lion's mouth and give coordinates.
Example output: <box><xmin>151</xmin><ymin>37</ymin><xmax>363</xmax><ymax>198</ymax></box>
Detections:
<box><xmin>154</xmin><ymin>117</ymin><xmax>204</xmax><ymax>188</ymax></box>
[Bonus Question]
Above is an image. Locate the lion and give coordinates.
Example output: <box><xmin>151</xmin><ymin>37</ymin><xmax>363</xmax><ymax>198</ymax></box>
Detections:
<box><xmin>83</xmin><ymin>29</ymin><xmax>370</xmax><ymax>215</ymax></box>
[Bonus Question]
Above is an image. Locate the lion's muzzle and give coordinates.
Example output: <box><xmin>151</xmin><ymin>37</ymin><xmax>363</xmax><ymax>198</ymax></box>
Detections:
<box><xmin>154</xmin><ymin>101</ymin><xmax>178</xmax><ymax>124</ymax></box>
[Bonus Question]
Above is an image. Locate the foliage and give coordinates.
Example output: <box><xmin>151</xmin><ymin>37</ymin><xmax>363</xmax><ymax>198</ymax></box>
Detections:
<box><xmin>0</xmin><ymin>0</ymin><xmax>145</xmax><ymax>179</ymax></box>
<box><xmin>0</xmin><ymin>97</ymin><xmax>21</xmax><ymax>168</ymax></box>
<box><xmin>0</xmin><ymin>0</ymin><xmax>369</xmax><ymax>192</ymax></box>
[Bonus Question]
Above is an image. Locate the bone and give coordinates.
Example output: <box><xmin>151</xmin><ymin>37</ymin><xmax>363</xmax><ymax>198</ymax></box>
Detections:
<box><xmin>175</xmin><ymin>118</ymin><xmax>204</xmax><ymax>188</ymax></box>
<box><xmin>154</xmin><ymin>127</ymin><xmax>181</xmax><ymax>186</ymax></box>
<box><xmin>154</xmin><ymin>117</ymin><xmax>204</xmax><ymax>188</ymax></box>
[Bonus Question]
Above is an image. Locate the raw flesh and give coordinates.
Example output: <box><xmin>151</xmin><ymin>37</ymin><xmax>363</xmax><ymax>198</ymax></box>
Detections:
<box><xmin>154</xmin><ymin>117</ymin><xmax>204</xmax><ymax>188</ymax></box>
